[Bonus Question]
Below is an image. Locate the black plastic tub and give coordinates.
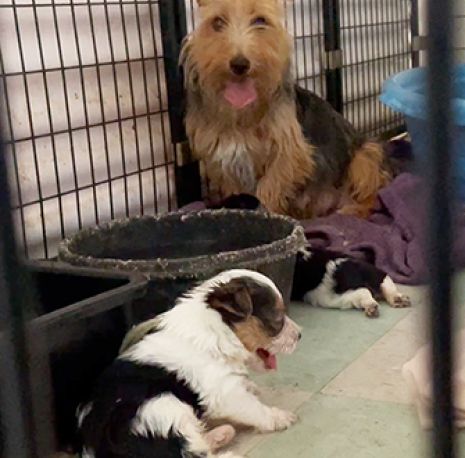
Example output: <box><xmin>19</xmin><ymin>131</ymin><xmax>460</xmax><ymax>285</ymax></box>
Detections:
<box><xmin>58</xmin><ymin>209</ymin><xmax>307</xmax><ymax>320</ymax></box>
<box><xmin>25</xmin><ymin>260</ymin><xmax>148</xmax><ymax>451</ymax></box>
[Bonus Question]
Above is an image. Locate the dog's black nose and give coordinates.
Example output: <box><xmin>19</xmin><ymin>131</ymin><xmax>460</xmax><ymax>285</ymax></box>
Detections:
<box><xmin>230</xmin><ymin>55</ymin><xmax>250</xmax><ymax>76</ymax></box>
<box><xmin>298</xmin><ymin>332</ymin><xmax>302</xmax><ymax>341</ymax></box>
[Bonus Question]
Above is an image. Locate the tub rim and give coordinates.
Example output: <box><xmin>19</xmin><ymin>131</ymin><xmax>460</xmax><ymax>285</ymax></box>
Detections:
<box><xmin>58</xmin><ymin>209</ymin><xmax>307</xmax><ymax>280</ymax></box>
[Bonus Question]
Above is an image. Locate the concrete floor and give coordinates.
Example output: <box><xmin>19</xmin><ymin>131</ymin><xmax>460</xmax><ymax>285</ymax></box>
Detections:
<box><xmin>224</xmin><ymin>277</ymin><xmax>465</xmax><ymax>457</ymax></box>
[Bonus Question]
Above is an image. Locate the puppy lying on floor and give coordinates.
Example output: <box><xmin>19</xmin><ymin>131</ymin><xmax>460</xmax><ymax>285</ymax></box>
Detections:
<box><xmin>209</xmin><ymin>194</ymin><xmax>411</xmax><ymax>317</ymax></box>
<box><xmin>292</xmin><ymin>249</ymin><xmax>411</xmax><ymax>318</ymax></box>
<box><xmin>77</xmin><ymin>269</ymin><xmax>301</xmax><ymax>458</ymax></box>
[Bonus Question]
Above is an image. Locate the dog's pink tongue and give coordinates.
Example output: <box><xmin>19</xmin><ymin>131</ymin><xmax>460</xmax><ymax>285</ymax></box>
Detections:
<box><xmin>256</xmin><ymin>348</ymin><xmax>277</xmax><ymax>370</ymax></box>
<box><xmin>224</xmin><ymin>79</ymin><xmax>257</xmax><ymax>109</ymax></box>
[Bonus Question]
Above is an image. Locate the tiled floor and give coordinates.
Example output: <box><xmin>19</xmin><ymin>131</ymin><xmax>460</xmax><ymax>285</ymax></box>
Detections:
<box><xmin>225</xmin><ymin>281</ymin><xmax>465</xmax><ymax>457</ymax></box>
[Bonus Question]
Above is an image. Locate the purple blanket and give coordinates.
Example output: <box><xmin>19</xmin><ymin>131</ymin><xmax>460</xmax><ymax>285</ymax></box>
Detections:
<box><xmin>302</xmin><ymin>173</ymin><xmax>427</xmax><ymax>284</ymax></box>
<box><xmin>182</xmin><ymin>173</ymin><xmax>465</xmax><ymax>285</ymax></box>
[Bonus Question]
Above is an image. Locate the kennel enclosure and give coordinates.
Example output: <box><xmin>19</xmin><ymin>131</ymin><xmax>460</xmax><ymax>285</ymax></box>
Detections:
<box><xmin>0</xmin><ymin>0</ymin><xmax>464</xmax><ymax>456</ymax></box>
<box><xmin>0</xmin><ymin>0</ymin><xmax>418</xmax><ymax>259</ymax></box>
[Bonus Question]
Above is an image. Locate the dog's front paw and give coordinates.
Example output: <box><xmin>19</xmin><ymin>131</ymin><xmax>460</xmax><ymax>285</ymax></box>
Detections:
<box><xmin>388</xmin><ymin>293</ymin><xmax>411</xmax><ymax>308</ymax></box>
<box><xmin>364</xmin><ymin>302</ymin><xmax>380</xmax><ymax>318</ymax></box>
<box><xmin>256</xmin><ymin>184</ymin><xmax>287</xmax><ymax>215</ymax></box>
<box><xmin>261</xmin><ymin>408</ymin><xmax>298</xmax><ymax>432</ymax></box>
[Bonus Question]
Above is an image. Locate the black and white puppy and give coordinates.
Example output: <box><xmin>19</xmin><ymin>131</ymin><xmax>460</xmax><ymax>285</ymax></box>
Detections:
<box><xmin>292</xmin><ymin>249</ymin><xmax>411</xmax><ymax>317</ymax></box>
<box><xmin>77</xmin><ymin>269</ymin><xmax>301</xmax><ymax>458</ymax></box>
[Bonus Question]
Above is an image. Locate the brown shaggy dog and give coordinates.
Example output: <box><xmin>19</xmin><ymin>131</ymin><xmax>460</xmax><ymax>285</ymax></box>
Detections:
<box><xmin>181</xmin><ymin>0</ymin><xmax>391</xmax><ymax>219</ymax></box>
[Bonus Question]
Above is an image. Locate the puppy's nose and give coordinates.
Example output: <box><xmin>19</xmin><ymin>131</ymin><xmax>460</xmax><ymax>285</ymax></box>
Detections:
<box><xmin>230</xmin><ymin>55</ymin><xmax>250</xmax><ymax>76</ymax></box>
<box><xmin>298</xmin><ymin>332</ymin><xmax>302</xmax><ymax>341</ymax></box>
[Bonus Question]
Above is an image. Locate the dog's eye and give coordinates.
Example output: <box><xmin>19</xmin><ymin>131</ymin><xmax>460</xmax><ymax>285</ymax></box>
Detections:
<box><xmin>251</xmin><ymin>16</ymin><xmax>267</xmax><ymax>27</ymax></box>
<box><xmin>212</xmin><ymin>16</ymin><xmax>226</xmax><ymax>32</ymax></box>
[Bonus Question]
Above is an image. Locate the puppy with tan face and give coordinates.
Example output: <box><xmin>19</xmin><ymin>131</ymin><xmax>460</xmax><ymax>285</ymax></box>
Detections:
<box><xmin>207</xmin><ymin>275</ymin><xmax>299</xmax><ymax>371</ymax></box>
<box><xmin>77</xmin><ymin>270</ymin><xmax>301</xmax><ymax>458</ymax></box>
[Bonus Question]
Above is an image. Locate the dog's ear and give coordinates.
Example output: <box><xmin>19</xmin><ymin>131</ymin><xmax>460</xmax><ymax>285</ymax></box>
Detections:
<box><xmin>207</xmin><ymin>279</ymin><xmax>253</xmax><ymax>324</ymax></box>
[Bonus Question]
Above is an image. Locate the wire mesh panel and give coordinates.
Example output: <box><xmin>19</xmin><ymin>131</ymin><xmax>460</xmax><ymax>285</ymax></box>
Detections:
<box><xmin>340</xmin><ymin>0</ymin><xmax>412</xmax><ymax>136</ymax></box>
<box><xmin>184</xmin><ymin>0</ymin><xmax>326</xmax><ymax>98</ymax></box>
<box><xmin>0</xmin><ymin>0</ymin><xmax>175</xmax><ymax>259</ymax></box>
<box><xmin>286</xmin><ymin>0</ymin><xmax>326</xmax><ymax>97</ymax></box>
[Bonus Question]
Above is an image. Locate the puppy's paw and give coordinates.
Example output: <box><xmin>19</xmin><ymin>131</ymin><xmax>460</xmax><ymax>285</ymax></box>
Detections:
<box><xmin>244</xmin><ymin>380</ymin><xmax>260</xmax><ymax>395</ymax></box>
<box><xmin>205</xmin><ymin>424</ymin><xmax>236</xmax><ymax>451</ymax></box>
<box><xmin>263</xmin><ymin>408</ymin><xmax>298</xmax><ymax>432</ymax></box>
<box><xmin>364</xmin><ymin>302</ymin><xmax>380</xmax><ymax>318</ymax></box>
<box><xmin>388</xmin><ymin>293</ymin><xmax>411</xmax><ymax>308</ymax></box>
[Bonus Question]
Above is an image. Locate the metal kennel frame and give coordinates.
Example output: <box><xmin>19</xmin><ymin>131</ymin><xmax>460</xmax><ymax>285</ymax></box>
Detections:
<box><xmin>0</xmin><ymin>0</ymin><xmax>460</xmax><ymax>457</ymax></box>
<box><xmin>0</xmin><ymin>135</ymin><xmax>56</xmax><ymax>457</ymax></box>
<box><xmin>427</xmin><ymin>0</ymin><xmax>455</xmax><ymax>453</ymax></box>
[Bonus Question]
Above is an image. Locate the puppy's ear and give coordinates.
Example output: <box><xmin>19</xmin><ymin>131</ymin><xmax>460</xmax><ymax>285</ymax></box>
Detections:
<box><xmin>207</xmin><ymin>279</ymin><xmax>253</xmax><ymax>324</ymax></box>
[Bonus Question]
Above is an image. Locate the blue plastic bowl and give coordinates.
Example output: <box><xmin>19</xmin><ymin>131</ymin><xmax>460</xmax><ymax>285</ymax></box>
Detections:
<box><xmin>380</xmin><ymin>64</ymin><xmax>465</xmax><ymax>199</ymax></box>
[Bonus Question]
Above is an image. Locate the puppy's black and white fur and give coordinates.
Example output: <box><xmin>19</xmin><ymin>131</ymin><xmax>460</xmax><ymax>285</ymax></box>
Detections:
<box><xmin>208</xmin><ymin>194</ymin><xmax>411</xmax><ymax>318</ymax></box>
<box><xmin>292</xmin><ymin>249</ymin><xmax>411</xmax><ymax>317</ymax></box>
<box><xmin>77</xmin><ymin>269</ymin><xmax>301</xmax><ymax>458</ymax></box>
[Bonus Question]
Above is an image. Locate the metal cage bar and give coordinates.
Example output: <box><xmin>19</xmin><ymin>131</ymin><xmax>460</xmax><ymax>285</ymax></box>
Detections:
<box><xmin>323</xmin><ymin>0</ymin><xmax>343</xmax><ymax>112</ymax></box>
<box><xmin>427</xmin><ymin>0</ymin><xmax>456</xmax><ymax>455</ymax></box>
<box><xmin>411</xmin><ymin>0</ymin><xmax>421</xmax><ymax>67</ymax></box>
<box><xmin>159</xmin><ymin>0</ymin><xmax>202</xmax><ymax>208</ymax></box>
<box><xmin>0</xmin><ymin>135</ymin><xmax>55</xmax><ymax>458</ymax></box>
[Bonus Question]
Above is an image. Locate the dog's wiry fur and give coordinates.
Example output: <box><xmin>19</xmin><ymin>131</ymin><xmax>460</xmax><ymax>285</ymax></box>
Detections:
<box><xmin>340</xmin><ymin>141</ymin><xmax>391</xmax><ymax>218</ymax></box>
<box><xmin>181</xmin><ymin>0</ymin><xmax>390</xmax><ymax>219</ymax></box>
<box><xmin>78</xmin><ymin>269</ymin><xmax>301</xmax><ymax>458</ymax></box>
